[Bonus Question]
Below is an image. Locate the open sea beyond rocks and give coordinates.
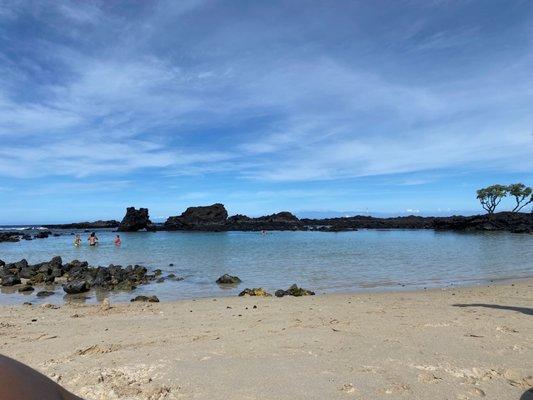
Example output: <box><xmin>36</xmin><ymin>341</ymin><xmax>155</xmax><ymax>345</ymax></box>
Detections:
<box><xmin>0</xmin><ymin>228</ymin><xmax>532</xmax><ymax>305</ymax></box>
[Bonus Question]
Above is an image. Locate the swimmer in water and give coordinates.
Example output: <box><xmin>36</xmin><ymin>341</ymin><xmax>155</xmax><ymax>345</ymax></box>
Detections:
<box><xmin>88</xmin><ymin>232</ymin><xmax>98</xmax><ymax>246</ymax></box>
<box><xmin>114</xmin><ymin>234</ymin><xmax>121</xmax><ymax>246</ymax></box>
<box><xmin>74</xmin><ymin>234</ymin><xmax>81</xmax><ymax>246</ymax></box>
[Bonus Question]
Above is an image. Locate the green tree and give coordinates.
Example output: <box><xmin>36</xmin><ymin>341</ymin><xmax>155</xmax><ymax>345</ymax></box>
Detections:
<box><xmin>507</xmin><ymin>183</ymin><xmax>532</xmax><ymax>212</ymax></box>
<box><xmin>476</xmin><ymin>185</ymin><xmax>508</xmax><ymax>214</ymax></box>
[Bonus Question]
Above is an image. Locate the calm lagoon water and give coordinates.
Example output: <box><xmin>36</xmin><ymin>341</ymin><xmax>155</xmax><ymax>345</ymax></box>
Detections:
<box><xmin>0</xmin><ymin>229</ymin><xmax>532</xmax><ymax>304</ymax></box>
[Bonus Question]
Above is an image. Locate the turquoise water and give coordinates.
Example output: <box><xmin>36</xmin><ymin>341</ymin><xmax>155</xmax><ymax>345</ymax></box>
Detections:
<box><xmin>0</xmin><ymin>229</ymin><xmax>532</xmax><ymax>304</ymax></box>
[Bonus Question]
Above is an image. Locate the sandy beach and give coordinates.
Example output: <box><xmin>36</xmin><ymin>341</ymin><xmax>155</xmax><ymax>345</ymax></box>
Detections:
<box><xmin>0</xmin><ymin>281</ymin><xmax>531</xmax><ymax>400</ymax></box>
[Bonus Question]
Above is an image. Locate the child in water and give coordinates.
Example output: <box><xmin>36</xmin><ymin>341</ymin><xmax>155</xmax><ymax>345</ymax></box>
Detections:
<box><xmin>88</xmin><ymin>232</ymin><xmax>98</xmax><ymax>246</ymax></box>
<box><xmin>74</xmin><ymin>234</ymin><xmax>81</xmax><ymax>246</ymax></box>
<box><xmin>114</xmin><ymin>234</ymin><xmax>121</xmax><ymax>246</ymax></box>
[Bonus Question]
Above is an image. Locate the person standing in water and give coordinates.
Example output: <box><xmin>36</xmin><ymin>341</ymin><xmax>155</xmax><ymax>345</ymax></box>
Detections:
<box><xmin>74</xmin><ymin>234</ymin><xmax>81</xmax><ymax>246</ymax></box>
<box><xmin>114</xmin><ymin>234</ymin><xmax>121</xmax><ymax>246</ymax></box>
<box><xmin>88</xmin><ymin>232</ymin><xmax>98</xmax><ymax>246</ymax></box>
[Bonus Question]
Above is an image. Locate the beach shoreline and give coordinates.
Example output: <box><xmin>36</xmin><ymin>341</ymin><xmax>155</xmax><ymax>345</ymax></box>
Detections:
<box><xmin>1</xmin><ymin>280</ymin><xmax>531</xmax><ymax>399</ymax></box>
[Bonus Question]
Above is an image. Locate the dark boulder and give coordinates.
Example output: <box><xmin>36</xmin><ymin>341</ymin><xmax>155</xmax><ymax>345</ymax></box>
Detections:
<box><xmin>118</xmin><ymin>207</ymin><xmax>156</xmax><ymax>232</ymax></box>
<box><xmin>34</xmin><ymin>230</ymin><xmax>51</xmax><ymax>239</ymax></box>
<box><xmin>131</xmin><ymin>295</ymin><xmax>159</xmax><ymax>302</ymax></box>
<box><xmin>114</xmin><ymin>280</ymin><xmax>136</xmax><ymax>291</ymax></box>
<box><xmin>30</xmin><ymin>273</ymin><xmax>55</xmax><ymax>285</ymax></box>
<box><xmin>19</xmin><ymin>266</ymin><xmax>37</xmax><ymax>279</ymax></box>
<box><xmin>216</xmin><ymin>274</ymin><xmax>242</xmax><ymax>284</ymax></box>
<box><xmin>275</xmin><ymin>284</ymin><xmax>315</xmax><ymax>297</ymax></box>
<box><xmin>36</xmin><ymin>290</ymin><xmax>55</xmax><ymax>297</ymax></box>
<box><xmin>166</xmin><ymin>274</ymin><xmax>184</xmax><ymax>281</ymax></box>
<box><xmin>238</xmin><ymin>288</ymin><xmax>271</xmax><ymax>297</ymax></box>
<box><xmin>0</xmin><ymin>232</ymin><xmax>21</xmax><ymax>242</ymax></box>
<box><xmin>18</xmin><ymin>285</ymin><xmax>35</xmax><ymax>293</ymax></box>
<box><xmin>1</xmin><ymin>275</ymin><xmax>21</xmax><ymax>286</ymax></box>
<box><xmin>63</xmin><ymin>280</ymin><xmax>90</xmax><ymax>294</ymax></box>
<box><xmin>13</xmin><ymin>259</ymin><xmax>29</xmax><ymax>271</ymax></box>
<box><xmin>49</xmin><ymin>256</ymin><xmax>62</xmax><ymax>268</ymax></box>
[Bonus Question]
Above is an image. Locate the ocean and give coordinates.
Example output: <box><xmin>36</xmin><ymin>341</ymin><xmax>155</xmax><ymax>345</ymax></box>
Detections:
<box><xmin>0</xmin><ymin>228</ymin><xmax>532</xmax><ymax>304</ymax></box>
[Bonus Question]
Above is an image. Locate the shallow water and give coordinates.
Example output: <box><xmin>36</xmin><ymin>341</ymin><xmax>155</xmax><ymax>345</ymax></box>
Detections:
<box><xmin>0</xmin><ymin>229</ymin><xmax>532</xmax><ymax>304</ymax></box>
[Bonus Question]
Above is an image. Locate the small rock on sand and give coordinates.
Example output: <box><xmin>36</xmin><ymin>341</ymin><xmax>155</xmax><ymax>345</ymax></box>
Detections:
<box><xmin>131</xmin><ymin>295</ymin><xmax>160</xmax><ymax>303</ymax></box>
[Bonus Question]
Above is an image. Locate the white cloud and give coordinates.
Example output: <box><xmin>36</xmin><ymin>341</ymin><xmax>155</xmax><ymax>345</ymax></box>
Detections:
<box><xmin>0</xmin><ymin>0</ymin><xmax>531</xmax><ymax>185</ymax></box>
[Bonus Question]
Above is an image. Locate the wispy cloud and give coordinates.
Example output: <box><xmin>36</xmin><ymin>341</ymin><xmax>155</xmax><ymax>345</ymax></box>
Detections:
<box><xmin>0</xmin><ymin>0</ymin><xmax>531</xmax><ymax>203</ymax></box>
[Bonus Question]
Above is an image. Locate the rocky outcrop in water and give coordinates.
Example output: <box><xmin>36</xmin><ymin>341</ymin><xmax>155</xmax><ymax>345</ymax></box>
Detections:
<box><xmin>118</xmin><ymin>207</ymin><xmax>156</xmax><ymax>232</ymax></box>
<box><xmin>44</xmin><ymin>220</ymin><xmax>120</xmax><ymax>229</ymax></box>
<box><xmin>216</xmin><ymin>274</ymin><xmax>241</xmax><ymax>284</ymax></box>
<box><xmin>432</xmin><ymin>212</ymin><xmax>532</xmax><ymax>233</ymax></box>
<box><xmin>227</xmin><ymin>211</ymin><xmax>303</xmax><ymax>231</ymax></box>
<box><xmin>164</xmin><ymin>203</ymin><xmax>228</xmax><ymax>231</ymax></box>
<box><xmin>301</xmin><ymin>215</ymin><xmax>435</xmax><ymax>230</ymax></box>
<box><xmin>0</xmin><ymin>232</ymin><xmax>22</xmax><ymax>243</ymax></box>
<box><xmin>301</xmin><ymin>212</ymin><xmax>532</xmax><ymax>233</ymax></box>
<box><xmin>163</xmin><ymin>204</ymin><xmax>304</xmax><ymax>231</ymax></box>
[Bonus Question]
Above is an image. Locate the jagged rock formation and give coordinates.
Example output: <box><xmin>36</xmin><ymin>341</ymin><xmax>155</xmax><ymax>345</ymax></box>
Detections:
<box><xmin>228</xmin><ymin>211</ymin><xmax>303</xmax><ymax>231</ymax></box>
<box><xmin>163</xmin><ymin>204</ymin><xmax>303</xmax><ymax>231</ymax></box>
<box><xmin>302</xmin><ymin>212</ymin><xmax>532</xmax><ymax>233</ymax></box>
<box><xmin>275</xmin><ymin>284</ymin><xmax>315</xmax><ymax>297</ymax></box>
<box><xmin>164</xmin><ymin>203</ymin><xmax>228</xmax><ymax>231</ymax></box>
<box><xmin>301</xmin><ymin>215</ymin><xmax>435</xmax><ymax>230</ymax></box>
<box><xmin>118</xmin><ymin>207</ymin><xmax>156</xmax><ymax>232</ymax></box>
<box><xmin>432</xmin><ymin>212</ymin><xmax>532</xmax><ymax>233</ymax></box>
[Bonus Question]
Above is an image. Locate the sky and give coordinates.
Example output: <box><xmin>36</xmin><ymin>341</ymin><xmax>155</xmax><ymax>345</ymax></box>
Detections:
<box><xmin>0</xmin><ymin>0</ymin><xmax>532</xmax><ymax>224</ymax></box>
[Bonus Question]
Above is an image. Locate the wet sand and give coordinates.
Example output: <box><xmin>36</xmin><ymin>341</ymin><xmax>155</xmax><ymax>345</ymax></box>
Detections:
<box><xmin>0</xmin><ymin>281</ymin><xmax>532</xmax><ymax>400</ymax></box>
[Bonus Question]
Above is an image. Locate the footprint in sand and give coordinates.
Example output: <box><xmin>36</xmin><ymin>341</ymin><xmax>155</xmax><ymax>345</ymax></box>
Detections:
<box><xmin>339</xmin><ymin>383</ymin><xmax>358</xmax><ymax>395</ymax></box>
<box><xmin>378</xmin><ymin>383</ymin><xmax>410</xmax><ymax>395</ymax></box>
<box><xmin>75</xmin><ymin>344</ymin><xmax>123</xmax><ymax>356</ymax></box>
<box><xmin>496</xmin><ymin>326</ymin><xmax>519</xmax><ymax>333</ymax></box>
<box><xmin>417</xmin><ymin>372</ymin><xmax>442</xmax><ymax>383</ymax></box>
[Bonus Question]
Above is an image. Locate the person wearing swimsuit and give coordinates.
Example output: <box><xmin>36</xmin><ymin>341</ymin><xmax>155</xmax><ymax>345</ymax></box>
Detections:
<box><xmin>88</xmin><ymin>232</ymin><xmax>98</xmax><ymax>246</ymax></box>
<box><xmin>114</xmin><ymin>234</ymin><xmax>121</xmax><ymax>246</ymax></box>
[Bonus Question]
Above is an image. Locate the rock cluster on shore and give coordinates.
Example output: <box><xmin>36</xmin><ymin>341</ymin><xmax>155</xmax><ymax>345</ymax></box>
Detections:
<box><xmin>0</xmin><ymin>257</ymin><xmax>159</xmax><ymax>294</ymax></box>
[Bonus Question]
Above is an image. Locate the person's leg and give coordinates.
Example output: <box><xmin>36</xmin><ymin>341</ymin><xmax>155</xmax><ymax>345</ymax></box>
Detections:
<box><xmin>0</xmin><ymin>354</ymin><xmax>83</xmax><ymax>400</ymax></box>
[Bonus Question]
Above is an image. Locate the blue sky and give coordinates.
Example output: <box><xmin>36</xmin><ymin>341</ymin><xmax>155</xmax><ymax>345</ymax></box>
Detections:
<box><xmin>0</xmin><ymin>0</ymin><xmax>532</xmax><ymax>223</ymax></box>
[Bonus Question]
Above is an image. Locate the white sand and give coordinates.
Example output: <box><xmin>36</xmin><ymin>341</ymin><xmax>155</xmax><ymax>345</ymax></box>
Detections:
<box><xmin>0</xmin><ymin>281</ymin><xmax>532</xmax><ymax>399</ymax></box>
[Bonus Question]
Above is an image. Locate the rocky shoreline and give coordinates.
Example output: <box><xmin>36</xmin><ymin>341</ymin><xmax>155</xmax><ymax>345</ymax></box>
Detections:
<box><xmin>1</xmin><ymin>205</ymin><xmax>530</xmax><ymax>244</ymax></box>
<box><xmin>0</xmin><ymin>257</ymin><xmax>169</xmax><ymax>298</ymax></box>
<box><xmin>0</xmin><ymin>257</ymin><xmax>316</xmax><ymax>302</ymax></box>
<box><xmin>117</xmin><ymin>204</ymin><xmax>532</xmax><ymax>234</ymax></box>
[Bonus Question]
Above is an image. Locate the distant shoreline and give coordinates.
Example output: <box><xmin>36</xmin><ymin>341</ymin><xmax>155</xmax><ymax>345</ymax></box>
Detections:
<box><xmin>43</xmin><ymin>210</ymin><xmax>533</xmax><ymax>234</ymax></box>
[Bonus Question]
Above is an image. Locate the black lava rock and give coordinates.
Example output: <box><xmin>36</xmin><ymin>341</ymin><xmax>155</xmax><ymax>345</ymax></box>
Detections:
<box><xmin>130</xmin><ymin>295</ymin><xmax>159</xmax><ymax>302</ymax></box>
<box><xmin>216</xmin><ymin>274</ymin><xmax>242</xmax><ymax>284</ymax></box>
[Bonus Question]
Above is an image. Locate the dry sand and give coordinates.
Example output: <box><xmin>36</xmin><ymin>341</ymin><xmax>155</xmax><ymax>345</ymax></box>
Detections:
<box><xmin>0</xmin><ymin>281</ymin><xmax>532</xmax><ymax>400</ymax></box>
